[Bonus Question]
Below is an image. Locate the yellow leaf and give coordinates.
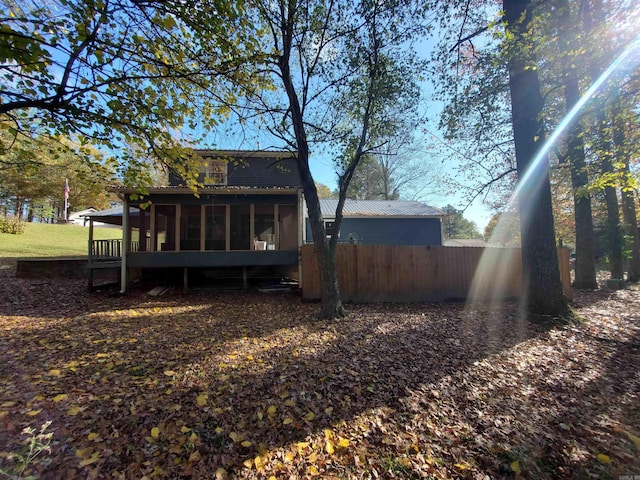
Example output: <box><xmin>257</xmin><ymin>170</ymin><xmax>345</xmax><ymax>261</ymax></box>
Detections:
<box><xmin>76</xmin><ymin>447</ymin><xmax>93</xmax><ymax>458</ymax></box>
<box><xmin>151</xmin><ymin>427</ymin><xmax>160</xmax><ymax>439</ymax></box>
<box><xmin>510</xmin><ymin>460</ymin><xmax>521</xmax><ymax>473</ymax></box>
<box><xmin>246</xmin><ymin>354</ymin><xmax>254</xmax><ymax>360</ymax></box>
<box><xmin>623</xmin><ymin>430</ymin><xmax>640</xmax><ymax>450</ymax></box>
<box><xmin>283</xmin><ymin>417</ymin><xmax>293</xmax><ymax>425</ymax></box>
<box><xmin>1</xmin><ymin>401</ymin><xmax>16</xmax><ymax>407</ymax></box>
<box><xmin>597</xmin><ymin>454</ymin><xmax>611</xmax><ymax>464</ymax></box>
<box><xmin>325</xmin><ymin>440</ymin><xmax>335</xmax><ymax>454</ymax></box>
<box><xmin>254</xmin><ymin>454</ymin><xmax>264</xmax><ymax>469</ymax></box>
<box><xmin>26</xmin><ymin>409</ymin><xmax>41</xmax><ymax>416</ymax></box>
<box><xmin>215</xmin><ymin>467</ymin><xmax>228</xmax><ymax>480</ymax></box>
<box><xmin>284</xmin><ymin>451</ymin><xmax>295</xmax><ymax>462</ymax></box>
<box><xmin>87</xmin><ymin>433</ymin><xmax>99</xmax><ymax>441</ymax></box>
<box><xmin>79</xmin><ymin>452</ymin><xmax>100</xmax><ymax>467</ymax></box>
<box><xmin>241</xmin><ymin>440</ymin><xmax>252</xmax><ymax>447</ymax></box>
<box><xmin>188</xmin><ymin>450</ymin><xmax>202</xmax><ymax>463</ymax></box>
<box><xmin>164</xmin><ymin>370</ymin><xmax>176</xmax><ymax>376</ymax></box>
<box><xmin>243</xmin><ymin>459</ymin><xmax>253</xmax><ymax>469</ymax></box>
<box><xmin>181</xmin><ymin>426</ymin><xmax>191</xmax><ymax>433</ymax></box>
<box><xmin>296</xmin><ymin>442</ymin><xmax>309</xmax><ymax>455</ymax></box>
<box><xmin>308</xmin><ymin>452</ymin><xmax>318</xmax><ymax>463</ymax></box>
<box><xmin>215</xmin><ymin>427</ymin><xmax>224</xmax><ymax>434</ymax></box>
<box><xmin>267</xmin><ymin>405</ymin><xmax>277</xmax><ymax>415</ymax></box>
<box><xmin>338</xmin><ymin>437</ymin><xmax>350</xmax><ymax>448</ymax></box>
<box><xmin>229</xmin><ymin>432</ymin><xmax>241</xmax><ymax>443</ymax></box>
<box><xmin>196</xmin><ymin>393</ymin><xmax>208</xmax><ymax>406</ymax></box>
<box><xmin>67</xmin><ymin>405</ymin><xmax>81</xmax><ymax>416</ymax></box>
<box><xmin>324</xmin><ymin>406</ymin><xmax>334</xmax><ymax>415</ymax></box>
<box><xmin>324</xmin><ymin>428</ymin><xmax>334</xmax><ymax>439</ymax></box>
<box><xmin>53</xmin><ymin>393</ymin><xmax>68</xmax><ymax>402</ymax></box>
<box><xmin>48</xmin><ymin>369</ymin><xmax>61</xmax><ymax>376</ymax></box>
<box><xmin>303</xmin><ymin>411</ymin><xmax>315</xmax><ymax>421</ymax></box>
<box><xmin>309</xmin><ymin>465</ymin><xmax>319</xmax><ymax>475</ymax></box>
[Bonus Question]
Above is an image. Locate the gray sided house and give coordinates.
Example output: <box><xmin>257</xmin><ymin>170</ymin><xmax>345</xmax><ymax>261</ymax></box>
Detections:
<box><xmin>305</xmin><ymin>199</ymin><xmax>445</xmax><ymax>245</ymax></box>
<box><xmin>86</xmin><ymin>150</ymin><xmax>304</xmax><ymax>291</ymax></box>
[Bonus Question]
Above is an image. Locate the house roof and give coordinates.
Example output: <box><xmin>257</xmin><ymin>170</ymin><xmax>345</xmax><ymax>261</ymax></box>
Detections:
<box><xmin>318</xmin><ymin>199</ymin><xmax>445</xmax><ymax>218</ymax></box>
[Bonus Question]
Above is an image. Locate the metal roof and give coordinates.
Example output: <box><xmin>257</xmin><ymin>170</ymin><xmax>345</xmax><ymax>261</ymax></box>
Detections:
<box><xmin>318</xmin><ymin>199</ymin><xmax>445</xmax><ymax>217</ymax></box>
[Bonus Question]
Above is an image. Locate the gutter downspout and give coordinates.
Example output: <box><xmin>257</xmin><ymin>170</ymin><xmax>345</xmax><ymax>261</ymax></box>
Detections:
<box><xmin>118</xmin><ymin>194</ymin><xmax>129</xmax><ymax>294</ymax></box>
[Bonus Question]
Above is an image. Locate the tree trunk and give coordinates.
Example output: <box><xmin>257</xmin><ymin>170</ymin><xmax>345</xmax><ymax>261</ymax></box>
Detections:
<box><xmin>612</xmin><ymin>98</ymin><xmax>640</xmax><ymax>281</ymax></box>
<box><xmin>582</xmin><ymin>1</ymin><xmax>624</xmax><ymax>282</ymax></box>
<box><xmin>601</xmin><ymin>150</ymin><xmax>625</xmax><ymax>280</ymax></box>
<box><xmin>503</xmin><ymin>0</ymin><xmax>569</xmax><ymax>317</ymax></box>
<box><xmin>277</xmin><ymin>26</ymin><xmax>345</xmax><ymax>320</ymax></box>
<box><xmin>557</xmin><ymin>0</ymin><xmax>598</xmax><ymax>288</ymax></box>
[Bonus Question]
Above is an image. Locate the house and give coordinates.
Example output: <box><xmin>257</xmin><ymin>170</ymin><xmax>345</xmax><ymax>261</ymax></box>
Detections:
<box><xmin>305</xmin><ymin>199</ymin><xmax>445</xmax><ymax>245</ymax></box>
<box><xmin>86</xmin><ymin>150</ymin><xmax>304</xmax><ymax>291</ymax></box>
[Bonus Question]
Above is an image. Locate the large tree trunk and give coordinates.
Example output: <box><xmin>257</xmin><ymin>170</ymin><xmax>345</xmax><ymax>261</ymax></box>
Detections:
<box><xmin>503</xmin><ymin>0</ymin><xmax>569</xmax><ymax>317</ymax></box>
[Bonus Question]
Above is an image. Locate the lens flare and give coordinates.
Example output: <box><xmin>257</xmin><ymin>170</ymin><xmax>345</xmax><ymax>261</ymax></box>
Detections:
<box><xmin>466</xmin><ymin>33</ymin><xmax>640</xmax><ymax>311</ymax></box>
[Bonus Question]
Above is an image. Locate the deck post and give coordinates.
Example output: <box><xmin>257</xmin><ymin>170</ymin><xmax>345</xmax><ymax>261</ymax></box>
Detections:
<box><xmin>120</xmin><ymin>197</ymin><xmax>130</xmax><ymax>293</ymax></box>
<box><xmin>183</xmin><ymin>267</ymin><xmax>189</xmax><ymax>293</ymax></box>
<box><xmin>88</xmin><ymin>218</ymin><xmax>94</xmax><ymax>292</ymax></box>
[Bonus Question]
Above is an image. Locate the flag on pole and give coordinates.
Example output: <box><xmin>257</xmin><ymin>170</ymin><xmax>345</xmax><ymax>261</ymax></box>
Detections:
<box><xmin>64</xmin><ymin>178</ymin><xmax>70</xmax><ymax>200</ymax></box>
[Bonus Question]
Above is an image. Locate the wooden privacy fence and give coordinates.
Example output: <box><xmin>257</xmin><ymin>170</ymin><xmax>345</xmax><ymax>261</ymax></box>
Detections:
<box><xmin>301</xmin><ymin>245</ymin><xmax>572</xmax><ymax>303</ymax></box>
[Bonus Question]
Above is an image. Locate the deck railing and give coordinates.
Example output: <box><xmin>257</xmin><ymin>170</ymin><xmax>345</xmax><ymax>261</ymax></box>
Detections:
<box><xmin>90</xmin><ymin>238</ymin><xmax>153</xmax><ymax>261</ymax></box>
<box><xmin>90</xmin><ymin>239</ymin><xmax>122</xmax><ymax>261</ymax></box>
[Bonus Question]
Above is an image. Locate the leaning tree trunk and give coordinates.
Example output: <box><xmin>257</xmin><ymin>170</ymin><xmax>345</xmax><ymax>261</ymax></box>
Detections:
<box><xmin>504</xmin><ymin>0</ymin><xmax>569</xmax><ymax>317</ymax></box>
<box><xmin>278</xmin><ymin>36</ymin><xmax>346</xmax><ymax>320</ymax></box>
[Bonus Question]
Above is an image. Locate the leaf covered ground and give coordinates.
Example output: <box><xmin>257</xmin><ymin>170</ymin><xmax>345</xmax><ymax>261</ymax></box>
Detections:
<box><xmin>0</xmin><ymin>268</ymin><xmax>638</xmax><ymax>479</ymax></box>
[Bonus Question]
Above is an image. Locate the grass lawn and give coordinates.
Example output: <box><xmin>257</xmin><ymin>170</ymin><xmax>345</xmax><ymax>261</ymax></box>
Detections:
<box><xmin>0</xmin><ymin>222</ymin><xmax>119</xmax><ymax>267</ymax></box>
<box><xmin>0</xmin><ymin>270</ymin><xmax>638</xmax><ymax>479</ymax></box>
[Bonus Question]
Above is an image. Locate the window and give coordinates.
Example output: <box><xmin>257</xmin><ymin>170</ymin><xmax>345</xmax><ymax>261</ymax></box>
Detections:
<box><xmin>203</xmin><ymin>159</ymin><xmax>227</xmax><ymax>185</ymax></box>
<box><xmin>324</xmin><ymin>221</ymin><xmax>337</xmax><ymax>237</ymax></box>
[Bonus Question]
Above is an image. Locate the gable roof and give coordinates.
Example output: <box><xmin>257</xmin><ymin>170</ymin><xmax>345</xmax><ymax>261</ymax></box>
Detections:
<box><xmin>318</xmin><ymin>199</ymin><xmax>445</xmax><ymax>218</ymax></box>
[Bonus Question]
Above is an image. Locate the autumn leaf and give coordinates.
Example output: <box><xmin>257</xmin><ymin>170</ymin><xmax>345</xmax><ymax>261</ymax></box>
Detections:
<box><xmin>338</xmin><ymin>437</ymin><xmax>350</xmax><ymax>448</ymax></box>
<box><xmin>196</xmin><ymin>393</ymin><xmax>207</xmax><ymax>406</ymax></box>
<box><xmin>267</xmin><ymin>405</ymin><xmax>277</xmax><ymax>416</ymax></box>
<box><xmin>79</xmin><ymin>452</ymin><xmax>100</xmax><ymax>467</ymax></box>
<box><xmin>67</xmin><ymin>405</ymin><xmax>81</xmax><ymax>416</ymax></box>
<box><xmin>511</xmin><ymin>460</ymin><xmax>521</xmax><ymax>474</ymax></box>
<box><xmin>241</xmin><ymin>440</ymin><xmax>252</xmax><ymax>447</ymax></box>
<box><xmin>163</xmin><ymin>370</ymin><xmax>176</xmax><ymax>376</ymax></box>
<box><xmin>325</xmin><ymin>439</ymin><xmax>335</xmax><ymax>454</ymax></box>
<box><xmin>596</xmin><ymin>454</ymin><xmax>611</xmax><ymax>464</ymax></box>
<box><xmin>87</xmin><ymin>432</ymin><xmax>100</xmax><ymax>441</ymax></box>
<box><xmin>303</xmin><ymin>411</ymin><xmax>315</xmax><ymax>421</ymax></box>
<box><xmin>283</xmin><ymin>417</ymin><xmax>293</xmax><ymax>425</ymax></box>
<box><xmin>151</xmin><ymin>427</ymin><xmax>160</xmax><ymax>439</ymax></box>
<box><xmin>53</xmin><ymin>393</ymin><xmax>68</xmax><ymax>402</ymax></box>
<box><xmin>26</xmin><ymin>409</ymin><xmax>42</xmax><ymax>416</ymax></box>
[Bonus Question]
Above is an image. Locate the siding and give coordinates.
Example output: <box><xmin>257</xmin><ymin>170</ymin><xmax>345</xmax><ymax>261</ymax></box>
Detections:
<box><xmin>305</xmin><ymin>217</ymin><xmax>442</xmax><ymax>246</ymax></box>
<box><xmin>169</xmin><ymin>157</ymin><xmax>302</xmax><ymax>188</ymax></box>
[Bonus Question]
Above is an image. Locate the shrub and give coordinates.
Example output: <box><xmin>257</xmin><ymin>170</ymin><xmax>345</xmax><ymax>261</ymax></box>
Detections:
<box><xmin>0</xmin><ymin>216</ymin><xmax>26</xmax><ymax>234</ymax></box>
